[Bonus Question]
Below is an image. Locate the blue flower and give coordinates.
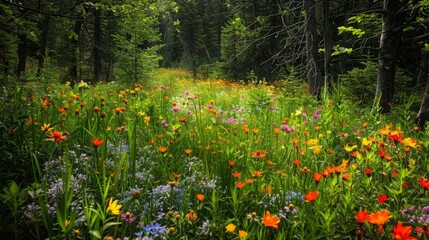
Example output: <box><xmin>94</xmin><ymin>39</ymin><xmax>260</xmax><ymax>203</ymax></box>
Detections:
<box><xmin>144</xmin><ymin>222</ymin><xmax>167</xmax><ymax>236</ymax></box>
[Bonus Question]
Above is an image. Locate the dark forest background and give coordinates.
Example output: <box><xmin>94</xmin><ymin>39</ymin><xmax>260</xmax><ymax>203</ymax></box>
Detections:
<box><xmin>1</xmin><ymin>0</ymin><xmax>429</xmax><ymax>125</ymax></box>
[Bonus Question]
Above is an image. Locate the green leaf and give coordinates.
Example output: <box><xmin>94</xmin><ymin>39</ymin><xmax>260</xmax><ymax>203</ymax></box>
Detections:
<box><xmin>102</xmin><ymin>221</ymin><xmax>121</xmax><ymax>231</ymax></box>
<box><xmin>90</xmin><ymin>230</ymin><xmax>102</xmax><ymax>239</ymax></box>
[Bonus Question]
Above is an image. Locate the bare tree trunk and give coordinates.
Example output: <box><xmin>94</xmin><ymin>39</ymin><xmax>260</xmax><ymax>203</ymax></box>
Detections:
<box><xmin>94</xmin><ymin>8</ymin><xmax>101</xmax><ymax>82</ymax></box>
<box><xmin>17</xmin><ymin>33</ymin><xmax>27</xmax><ymax>80</ymax></box>
<box><xmin>417</xmin><ymin>77</ymin><xmax>429</xmax><ymax>129</ymax></box>
<box><xmin>322</xmin><ymin>0</ymin><xmax>332</xmax><ymax>99</ymax></box>
<box><xmin>305</xmin><ymin>0</ymin><xmax>322</xmax><ymax>99</ymax></box>
<box><xmin>69</xmin><ymin>19</ymin><xmax>82</xmax><ymax>86</ymax></box>
<box><xmin>372</xmin><ymin>0</ymin><xmax>400</xmax><ymax>114</ymax></box>
<box><xmin>36</xmin><ymin>15</ymin><xmax>50</xmax><ymax>77</ymax></box>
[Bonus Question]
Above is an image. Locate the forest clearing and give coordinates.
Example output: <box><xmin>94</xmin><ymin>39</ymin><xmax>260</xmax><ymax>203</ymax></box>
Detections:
<box><xmin>1</xmin><ymin>1</ymin><xmax>429</xmax><ymax>239</ymax></box>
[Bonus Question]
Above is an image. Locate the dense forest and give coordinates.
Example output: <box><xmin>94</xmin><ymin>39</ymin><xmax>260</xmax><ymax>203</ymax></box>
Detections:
<box><xmin>1</xmin><ymin>0</ymin><xmax>429</xmax><ymax>124</ymax></box>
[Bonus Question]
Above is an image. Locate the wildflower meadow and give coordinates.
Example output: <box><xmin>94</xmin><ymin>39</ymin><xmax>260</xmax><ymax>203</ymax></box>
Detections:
<box><xmin>1</xmin><ymin>69</ymin><xmax>429</xmax><ymax>240</ymax></box>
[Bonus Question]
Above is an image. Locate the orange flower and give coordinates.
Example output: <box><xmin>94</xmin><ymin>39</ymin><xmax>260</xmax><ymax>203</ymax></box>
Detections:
<box><xmin>367</xmin><ymin>209</ymin><xmax>391</xmax><ymax>226</ymax></box>
<box><xmin>235</xmin><ymin>181</ymin><xmax>246</xmax><ymax>189</ymax></box>
<box><xmin>157</xmin><ymin>147</ymin><xmax>168</xmax><ymax>153</ymax></box>
<box><xmin>391</xmin><ymin>221</ymin><xmax>417</xmax><ymax>240</ymax></box>
<box><xmin>184</xmin><ymin>149</ymin><xmax>192</xmax><ymax>155</ymax></box>
<box><xmin>303</xmin><ymin>191</ymin><xmax>319</xmax><ymax>202</ymax></box>
<box><xmin>196</xmin><ymin>194</ymin><xmax>205</xmax><ymax>202</ymax></box>
<box><xmin>246</xmin><ymin>178</ymin><xmax>254</xmax><ymax>184</ymax></box>
<box><xmin>238</xmin><ymin>230</ymin><xmax>248</xmax><ymax>238</ymax></box>
<box><xmin>263</xmin><ymin>185</ymin><xmax>272</xmax><ymax>194</ymax></box>
<box><xmin>185</xmin><ymin>210</ymin><xmax>198</xmax><ymax>222</ymax></box>
<box><xmin>228</xmin><ymin>160</ymin><xmax>235</xmax><ymax>167</ymax></box>
<box><xmin>252</xmin><ymin>170</ymin><xmax>263</xmax><ymax>178</ymax></box>
<box><xmin>48</xmin><ymin>131</ymin><xmax>66</xmax><ymax>144</ymax></box>
<box><xmin>92</xmin><ymin>138</ymin><xmax>105</xmax><ymax>148</ymax></box>
<box><xmin>261</xmin><ymin>211</ymin><xmax>280</xmax><ymax>229</ymax></box>
<box><xmin>232</xmin><ymin>171</ymin><xmax>241</xmax><ymax>178</ymax></box>
<box><xmin>225</xmin><ymin>223</ymin><xmax>236</xmax><ymax>233</ymax></box>
<box><xmin>251</xmin><ymin>150</ymin><xmax>267</xmax><ymax>158</ymax></box>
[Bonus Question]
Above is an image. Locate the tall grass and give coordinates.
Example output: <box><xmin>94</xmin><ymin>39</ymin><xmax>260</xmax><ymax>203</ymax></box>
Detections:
<box><xmin>0</xmin><ymin>69</ymin><xmax>428</xmax><ymax>239</ymax></box>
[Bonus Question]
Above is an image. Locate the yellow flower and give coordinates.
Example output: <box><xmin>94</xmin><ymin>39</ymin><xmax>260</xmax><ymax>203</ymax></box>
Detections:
<box><xmin>144</xmin><ymin>116</ymin><xmax>150</xmax><ymax>125</ymax></box>
<box><xmin>401</xmin><ymin>138</ymin><xmax>417</xmax><ymax>148</ymax></box>
<box><xmin>78</xmin><ymin>80</ymin><xmax>89</xmax><ymax>89</ymax></box>
<box><xmin>106</xmin><ymin>198</ymin><xmax>122</xmax><ymax>215</ymax></box>
<box><xmin>41</xmin><ymin>123</ymin><xmax>53</xmax><ymax>132</ymax></box>
<box><xmin>344</xmin><ymin>144</ymin><xmax>357</xmax><ymax>152</ymax></box>
<box><xmin>361</xmin><ymin>137</ymin><xmax>372</xmax><ymax>146</ymax></box>
<box><xmin>225</xmin><ymin>223</ymin><xmax>236</xmax><ymax>233</ymax></box>
<box><xmin>312</xmin><ymin>145</ymin><xmax>321</xmax><ymax>155</ymax></box>
<box><xmin>138</xmin><ymin>111</ymin><xmax>145</xmax><ymax>117</ymax></box>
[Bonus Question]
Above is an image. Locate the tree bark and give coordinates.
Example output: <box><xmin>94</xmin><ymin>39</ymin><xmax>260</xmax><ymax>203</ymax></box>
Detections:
<box><xmin>373</xmin><ymin>0</ymin><xmax>401</xmax><ymax>114</ymax></box>
<box><xmin>322</xmin><ymin>0</ymin><xmax>332</xmax><ymax>98</ymax></box>
<box><xmin>69</xmin><ymin>19</ymin><xmax>82</xmax><ymax>86</ymax></box>
<box><xmin>94</xmin><ymin>8</ymin><xmax>101</xmax><ymax>82</ymax></box>
<box><xmin>36</xmin><ymin>15</ymin><xmax>50</xmax><ymax>77</ymax></box>
<box><xmin>304</xmin><ymin>0</ymin><xmax>322</xmax><ymax>99</ymax></box>
<box><xmin>17</xmin><ymin>33</ymin><xmax>27</xmax><ymax>80</ymax></box>
<box><xmin>417</xmin><ymin>77</ymin><xmax>429</xmax><ymax>129</ymax></box>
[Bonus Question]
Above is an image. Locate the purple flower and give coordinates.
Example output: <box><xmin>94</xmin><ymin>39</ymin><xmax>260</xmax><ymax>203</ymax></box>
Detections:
<box><xmin>302</xmin><ymin>113</ymin><xmax>307</xmax><ymax>119</ymax></box>
<box><xmin>172</xmin><ymin>106</ymin><xmax>180</xmax><ymax>112</ymax></box>
<box><xmin>121</xmin><ymin>211</ymin><xmax>137</xmax><ymax>223</ymax></box>
<box><xmin>160</xmin><ymin>85</ymin><xmax>166</xmax><ymax>90</ymax></box>
<box><xmin>224</xmin><ymin>118</ymin><xmax>236</xmax><ymax>124</ymax></box>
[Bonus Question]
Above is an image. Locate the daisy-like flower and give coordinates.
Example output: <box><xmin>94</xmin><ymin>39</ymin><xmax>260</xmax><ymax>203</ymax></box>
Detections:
<box><xmin>41</xmin><ymin>123</ymin><xmax>53</xmax><ymax>132</ymax></box>
<box><xmin>121</xmin><ymin>211</ymin><xmax>136</xmax><ymax>223</ymax></box>
<box><xmin>106</xmin><ymin>198</ymin><xmax>122</xmax><ymax>215</ymax></box>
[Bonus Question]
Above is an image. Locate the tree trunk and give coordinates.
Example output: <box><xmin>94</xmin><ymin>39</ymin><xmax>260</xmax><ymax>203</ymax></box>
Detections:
<box><xmin>36</xmin><ymin>16</ymin><xmax>50</xmax><ymax>77</ymax></box>
<box><xmin>304</xmin><ymin>0</ymin><xmax>322</xmax><ymax>99</ymax></box>
<box><xmin>417</xmin><ymin>51</ymin><xmax>428</xmax><ymax>87</ymax></box>
<box><xmin>373</xmin><ymin>0</ymin><xmax>400</xmax><ymax>114</ymax></box>
<box><xmin>94</xmin><ymin>8</ymin><xmax>102</xmax><ymax>82</ymax></box>
<box><xmin>69</xmin><ymin>19</ymin><xmax>82</xmax><ymax>86</ymax></box>
<box><xmin>17</xmin><ymin>33</ymin><xmax>27</xmax><ymax>80</ymax></box>
<box><xmin>322</xmin><ymin>0</ymin><xmax>332</xmax><ymax>99</ymax></box>
<box><xmin>417</xmin><ymin>77</ymin><xmax>429</xmax><ymax>129</ymax></box>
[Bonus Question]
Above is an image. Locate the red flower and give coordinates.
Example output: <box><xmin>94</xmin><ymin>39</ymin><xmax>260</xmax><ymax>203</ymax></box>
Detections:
<box><xmin>313</xmin><ymin>173</ymin><xmax>323</xmax><ymax>184</ymax></box>
<box><xmin>364</xmin><ymin>168</ymin><xmax>372</xmax><ymax>177</ymax></box>
<box><xmin>303</xmin><ymin>191</ymin><xmax>319</xmax><ymax>202</ymax></box>
<box><xmin>293</xmin><ymin>160</ymin><xmax>301</xmax><ymax>166</ymax></box>
<box><xmin>92</xmin><ymin>138</ymin><xmax>105</xmax><ymax>148</ymax></box>
<box><xmin>377</xmin><ymin>195</ymin><xmax>388</xmax><ymax>203</ymax></box>
<box><xmin>378</xmin><ymin>149</ymin><xmax>386</xmax><ymax>158</ymax></box>
<box><xmin>418</xmin><ymin>177</ymin><xmax>429</xmax><ymax>190</ymax></box>
<box><xmin>391</xmin><ymin>221</ymin><xmax>417</xmax><ymax>240</ymax></box>
<box><xmin>355</xmin><ymin>210</ymin><xmax>368</xmax><ymax>224</ymax></box>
